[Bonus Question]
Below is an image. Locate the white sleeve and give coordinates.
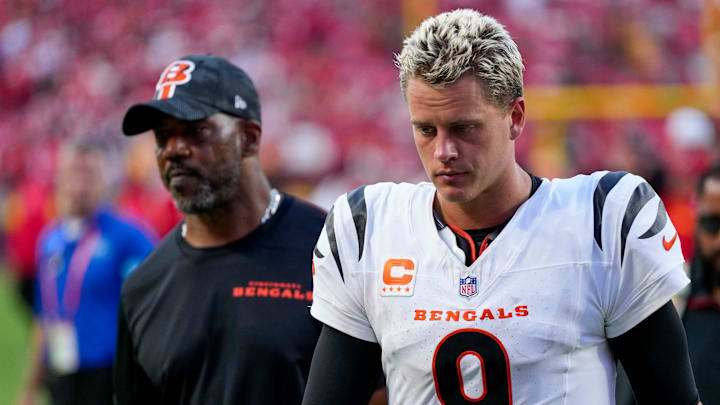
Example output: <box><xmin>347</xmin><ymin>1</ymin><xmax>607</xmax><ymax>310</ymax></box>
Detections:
<box><xmin>603</xmin><ymin>175</ymin><xmax>688</xmax><ymax>338</ymax></box>
<box><xmin>310</xmin><ymin>195</ymin><xmax>377</xmax><ymax>343</ymax></box>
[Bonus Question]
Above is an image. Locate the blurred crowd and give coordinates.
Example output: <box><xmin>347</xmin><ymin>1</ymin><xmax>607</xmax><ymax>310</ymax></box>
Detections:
<box><xmin>0</xmin><ymin>0</ymin><xmax>717</xmax><ymax>294</ymax></box>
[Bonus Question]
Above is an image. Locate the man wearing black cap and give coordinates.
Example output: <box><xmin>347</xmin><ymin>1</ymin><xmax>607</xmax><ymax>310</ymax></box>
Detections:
<box><xmin>114</xmin><ymin>54</ymin><xmax>326</xmax><ymax>405</ymax></box>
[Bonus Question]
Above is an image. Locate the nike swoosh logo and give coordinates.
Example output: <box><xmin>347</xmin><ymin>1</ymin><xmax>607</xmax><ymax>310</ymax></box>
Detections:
<box><xmin>663</xmin><ymin>232</ymin><xmax>678</xmax><ymax>251</ymax></box>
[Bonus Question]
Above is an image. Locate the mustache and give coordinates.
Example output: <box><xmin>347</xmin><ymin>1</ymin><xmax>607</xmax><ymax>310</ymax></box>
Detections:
<box><xmin>164</xmin><ymin>162</ymin><xmax>201</xmax><ymax>180</ymax></box>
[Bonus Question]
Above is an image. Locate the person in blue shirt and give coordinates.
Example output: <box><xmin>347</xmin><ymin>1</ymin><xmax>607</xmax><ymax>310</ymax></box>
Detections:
<box><xmin>19</xmin><ymin>139</ymin><xmax>155</xmax><ymax>405</ymax></box>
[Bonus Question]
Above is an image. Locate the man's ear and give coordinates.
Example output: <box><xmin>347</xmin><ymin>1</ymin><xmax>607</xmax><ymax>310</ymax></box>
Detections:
<box><xmin>508</xmin><ymin>97</ymin><xmax>526</xmax><ymax>141</ymax></box>
<box><xmin>239</xmin><ymin>120</ymin><xmax>262</xmax><ymax>158</ymax></box>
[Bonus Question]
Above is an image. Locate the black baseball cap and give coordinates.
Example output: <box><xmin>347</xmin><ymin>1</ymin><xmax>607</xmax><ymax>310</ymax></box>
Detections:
<box><xmin>122</xmin><ymin>54</ymin><xmax>261</xmax><ymax>135</ymax></box>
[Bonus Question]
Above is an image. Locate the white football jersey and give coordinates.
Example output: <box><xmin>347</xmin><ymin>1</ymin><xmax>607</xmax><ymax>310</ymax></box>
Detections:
<box><xmin>310</xmin><ymin>171</ymin><xmax>688</xmax><ymax>405</ymax></box>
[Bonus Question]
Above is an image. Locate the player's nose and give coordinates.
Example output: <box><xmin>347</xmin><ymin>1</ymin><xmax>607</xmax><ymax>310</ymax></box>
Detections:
<box><xmin>434</xmin><ymin>131</ymin><xmax>459</xmax><ymax>162</ymax></box>
<box><xmin>161</xmin><ymin>134</ymin><xmax>192</xmax><ymax>161</ymax></box>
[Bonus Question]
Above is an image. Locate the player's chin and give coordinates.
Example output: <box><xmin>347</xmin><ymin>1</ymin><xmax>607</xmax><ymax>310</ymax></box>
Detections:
<box><xmin>435</xmin><ymin>184</ymin><xmax>472</xmax><ymax>204</ymax></box>
<box><xmin>168</xmin><ymin>186</ymin><xmax>202</xmax><ymax>206</ymax></box>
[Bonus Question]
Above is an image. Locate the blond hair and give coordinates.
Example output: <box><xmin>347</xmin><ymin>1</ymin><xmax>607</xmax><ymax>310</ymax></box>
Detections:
<box><xmin>395</xmin><ymin>9</ymin><xmax>524</xmax><ymax>108</ymax></box>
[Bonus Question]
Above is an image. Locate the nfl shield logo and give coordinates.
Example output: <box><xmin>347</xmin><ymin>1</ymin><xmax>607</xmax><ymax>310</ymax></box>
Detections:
<box><xmin>459</xmin><ymin>276</ymin><xmax>477</xmax><ymax>298</ymax></box>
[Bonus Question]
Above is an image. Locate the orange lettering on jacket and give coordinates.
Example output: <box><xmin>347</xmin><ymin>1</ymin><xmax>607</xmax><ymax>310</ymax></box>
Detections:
<box><xmin>232</xmin><ymin>280</ymin><xmax>312</xmax><ymax>302</ymax></box>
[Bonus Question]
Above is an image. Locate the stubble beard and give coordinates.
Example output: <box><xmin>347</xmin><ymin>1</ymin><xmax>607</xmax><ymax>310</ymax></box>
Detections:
<box><xmin>170</xmin><ymin>164</ymin><xmax>241</xmax><ymax>215</ymax></box>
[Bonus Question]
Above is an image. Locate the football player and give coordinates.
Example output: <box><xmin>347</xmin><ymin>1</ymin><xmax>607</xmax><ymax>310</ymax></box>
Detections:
<box><xmin>303</xmin><ymin>9</ymin><xmax>699</xmax><ymax>405</ymax></box>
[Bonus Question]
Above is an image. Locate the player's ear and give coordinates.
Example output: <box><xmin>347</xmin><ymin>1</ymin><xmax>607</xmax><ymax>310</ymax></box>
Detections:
<box><xmin>508</xmin><ymin>97</ymin><xmax>525</xmax><ymax>141</ymax></box>
<box><xmin>239</xmin><ymin>119</ymin><xmax>262</xmax><ymax>158</ymax></box>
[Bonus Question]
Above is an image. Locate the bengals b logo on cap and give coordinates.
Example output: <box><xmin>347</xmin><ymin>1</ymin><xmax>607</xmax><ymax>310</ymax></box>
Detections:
<box><xmin>155</xmin><ymin>60</ymin><xmax>195</xmax><ymax>100</ymax></box>
<box><xmin>122</xmin><ymin>54</ymin><xmax>262</xmax><ymax>136</ymax></box>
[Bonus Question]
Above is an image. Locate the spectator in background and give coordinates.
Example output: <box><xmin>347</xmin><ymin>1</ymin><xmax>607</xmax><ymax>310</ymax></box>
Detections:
<box><xmin>19</xmin><ymin>139</ymin><xmax>154</xmax><ymax>405</ymax></box>
<box><xmin>684</xmin><ymin>164</ymin><xmax>720</xmax><ymax>405</ymax></box>
<box><xmin>2</xmin><ymin>173</ymin><xmax>54</xmax><ymax>316</ymax></box>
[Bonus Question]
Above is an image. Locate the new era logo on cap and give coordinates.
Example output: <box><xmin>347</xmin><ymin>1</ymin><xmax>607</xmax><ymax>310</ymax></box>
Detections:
<box><xmin>235</xmin><ymin>95</ymin><xmax>247</xmax><ymax>110</ymax></box>
<box><xmin>155</xmin><ymin>60</ymin><xmax>196</xmax><ymax>100</ymax></box>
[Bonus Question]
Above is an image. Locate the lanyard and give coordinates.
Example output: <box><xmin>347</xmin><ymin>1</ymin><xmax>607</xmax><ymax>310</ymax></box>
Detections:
<box><xmin>40</xmin><ymin>223</ymin><xmax>101</xmax><ymax>320</ymax></box>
